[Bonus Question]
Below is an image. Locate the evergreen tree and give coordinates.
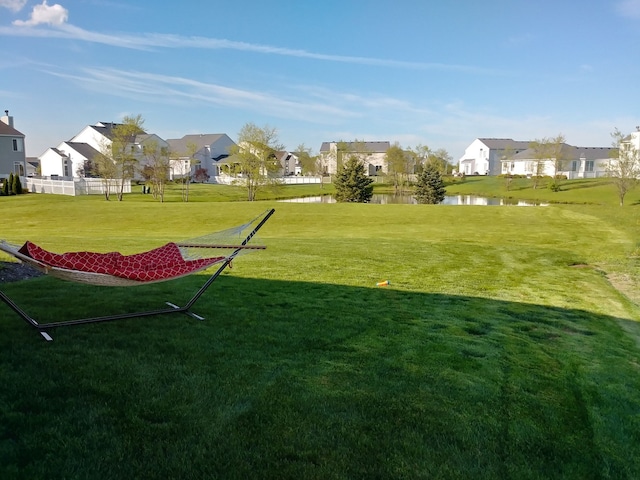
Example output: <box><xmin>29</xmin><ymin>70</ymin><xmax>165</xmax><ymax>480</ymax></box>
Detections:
<box><xmin>334</xmin><ymin>156</ymin><xmax>374</xmax><ymax>203</ymax></box>
<box><xmin>414</xmin><ymin>164</ymin><xmax>446</xmax><ymax>204</ymax></box>
<box><xmin>7</xmin><ymin>173</ymin><xmax>14</xmax><ymax>195</ymax></box>
<box><xmin>1</xmin><ymin>177</ymin><xmax>8</xmax><ymax>196</ymax></box>
<box><xmin>12</xmin><ymin>173</ymin><xmax>22</xmax><ymax>195</ymax></box>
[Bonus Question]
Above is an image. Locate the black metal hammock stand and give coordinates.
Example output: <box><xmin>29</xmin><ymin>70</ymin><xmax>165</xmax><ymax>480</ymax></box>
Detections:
<box><xmin>0</xmin><ymin>208</ymin><xmax>275</xmax><ymax>341</ymax></box>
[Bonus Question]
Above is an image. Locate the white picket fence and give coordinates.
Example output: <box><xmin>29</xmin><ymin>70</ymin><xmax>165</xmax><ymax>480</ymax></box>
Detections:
<box><xmin>24</xmin><ymin>175</ymin><xmax>320</xmax><ymax>195</ymax></box>
<box><xmin>25</xmin><ymin>177</ymin><xmax>131</xmax><ymax>196</ymax></box>
<box><xmin>210</xmin><ymin>175</ymin><xmax>322</xmax><ymax>185</ymax></box>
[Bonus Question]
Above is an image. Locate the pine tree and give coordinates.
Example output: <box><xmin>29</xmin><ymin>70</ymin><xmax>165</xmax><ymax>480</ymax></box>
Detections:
<box><xmin>7</xmin><ymin>173</ymin><xmax>14</xmax><ymax>195</ymax></box>
<box><xmin>12</xmin><ymin>173</ymin><xmax>22</xmax><ymax>195</ymax></box>
<box><xmin>334</xmin><ymin>156</ymin><xmax>374</xmax><ymax>202</ymax></box>
<box><xmin>1</xmin><ymin>177</ymin><xmax>8</xmax><ymax>196</ymax></box>
<box><xmin>414</xmin><ymin>164</ymin><xmax>446</xmax><ymax>204</ymax></box>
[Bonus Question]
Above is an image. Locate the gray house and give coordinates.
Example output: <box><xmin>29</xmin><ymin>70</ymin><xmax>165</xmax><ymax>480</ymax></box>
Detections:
<box><xmin>166</xmin><ymin>133</ymin><xmax>236</xmax><ymax>180</ymax></box>
<box><xmin>0</xmin><ymin>110</ymin><xmax>27</xmax><ymax>179</ymax></box>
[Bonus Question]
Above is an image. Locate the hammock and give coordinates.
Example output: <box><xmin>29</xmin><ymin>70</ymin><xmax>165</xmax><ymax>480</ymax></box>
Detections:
<box><xmin>0</xmin><ymin>208</ymin><xmax>274</xmax><ymax>340</ymax></box>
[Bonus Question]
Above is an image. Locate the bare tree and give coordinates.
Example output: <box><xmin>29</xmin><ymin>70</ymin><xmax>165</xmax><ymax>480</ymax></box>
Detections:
<box><xmin>169</xmin><ymin>141</ymin><xmax>197</xmax><ymax>202</ymax></box>
<box><xmin>141</xmin><ymin>140</ymin><xmax>170</xmax><ymax>202</ymax></box>
<box><xmin>408</xmin><ymin>144</ymin><xmax>432</xmax><ymax>173</ymax></box>
<box><xmin>608</xmin><ymin>128</ymin><xmax>640</xmax><ymax>206</ymax></box>
<box><xmin>547</xmin><ymin>134</ymin><xmax>568</xmax><ymax>191</ymax></box>
<box><xmin>427</xmin><ymin>148</ymin><xmax>453</xmax><ymax>175</ymax></box>
<box><xmin>529</xmin><ymin>138</ymin><xmax>551</xmax><ymax>189</ymax></box>
<box><xmin>94</xmin><ymin>138</ymin><xmax>118</xmax><ymax>201</ymax></box>
<box><xmin>501</xmin><ymin>144</ymin><xmax>517</xmax><ymax>191</ymax></box>
<box><xmin>295</xmin><ymin>143</ymin><xmax>324</xmax><ymax>188</ymax></box>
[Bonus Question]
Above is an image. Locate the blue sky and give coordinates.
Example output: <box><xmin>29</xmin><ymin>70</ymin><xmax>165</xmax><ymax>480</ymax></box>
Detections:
<box><xmin>2</xmin><ymin>0</ymin><xmax>640</xmax><ymax>161</ymax></box>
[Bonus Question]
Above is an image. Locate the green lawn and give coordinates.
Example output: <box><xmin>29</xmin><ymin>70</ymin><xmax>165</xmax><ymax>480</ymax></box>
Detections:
<box><xmin>1</xmin><ymin>185</ymin><xmax>640</xmax><ymax>479</ymax></box>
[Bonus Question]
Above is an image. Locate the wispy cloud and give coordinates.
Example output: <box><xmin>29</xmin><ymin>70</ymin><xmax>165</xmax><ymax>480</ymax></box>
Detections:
<box><xmin>615</xmin><ymin>0</ymin><xmax>640</xmax><ymax>18</ymax></box>
<box><xmin>0</xmin><ymin>0</ymin><xmax>27</xmax><ymax>12</ymax></box>
<box><xmin>2</xmin><ymin>17</ymin><xmax>497</xmax><ymax>73</ymax></box>
<box><xmin>42</xmin><ymin>66</ymin><xmax>361</xmax><ymax>122</ymax></box>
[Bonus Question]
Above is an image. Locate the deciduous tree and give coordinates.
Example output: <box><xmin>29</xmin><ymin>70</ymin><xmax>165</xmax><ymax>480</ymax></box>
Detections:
<box><xmin>141</xmin><ymin>140</ymin><xmax>170</xmax><ymax>202</ymax></box>
<box><xmin>608</xmin><ymin>128</ymin><xmax>640</xmax><ymax>206</ymax></box>
<box><xmin>93</xmin><ymin>114</ymin><xmax>145</xmax><ymax>201</ymax></box>
<box><xmin>230</xmin><ymin>123</ymin><xmax>283</xmax><ymax>201</ymax></box>
<box><xmin>384</xmin><ymin>143</ymin><xmax>412</xmax><ymax>194</ymax></box>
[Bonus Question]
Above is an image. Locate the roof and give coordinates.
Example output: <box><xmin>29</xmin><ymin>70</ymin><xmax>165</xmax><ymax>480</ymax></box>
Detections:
<box><xmin>320</xmin><ymin>141</ymin><xmax>391</xmax><ymax>153</ymax></box>
<box><xmin>275</xmin><ymin>150</ymin><xmax>298</xmax><ymax>161</ymax></box>
<box><xmin>91</xmin><ymin>122</ymin><xmax>145</xmax><ymax>141</ymax></box>
<box><xmin>0</xmin><ymin>121</ymin><xmax>24</xmax><ymax>137</ymax></box>
<box><xmin>165</xmin><ymin>134</ymin><xmax>230</xmax><ymax>155</ymax></box>
<box><xmin>512</xmin><ymin>144</ymin><xmax>615</xmax><ymax>161</ymax></box>
<box><xmin>64</xmin><ymin>142</ymin><xmax>101</xmax><ymax>159</ymax></box>
<box><xmin>477</xmin><ymin>138</ymin><xmax>530</xmax><ymax>150</ymax></box>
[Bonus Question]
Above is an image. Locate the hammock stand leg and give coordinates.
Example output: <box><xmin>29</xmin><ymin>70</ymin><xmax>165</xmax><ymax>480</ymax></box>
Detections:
<box><xmin>0</xmin><ymin>256</ymin><xmax>232</xmax><ymax>341</ymax></box>
<box><xmin>0</xmin><ymin>208</ymin><xmax>275</xmax><ymax>341</ymax></box>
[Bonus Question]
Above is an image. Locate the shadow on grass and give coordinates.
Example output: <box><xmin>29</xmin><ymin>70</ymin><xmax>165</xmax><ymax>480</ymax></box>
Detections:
<box><xmin>1</xmin><ymin>274</ymin><xmax>640</xmax><ymax>479</ymax></box>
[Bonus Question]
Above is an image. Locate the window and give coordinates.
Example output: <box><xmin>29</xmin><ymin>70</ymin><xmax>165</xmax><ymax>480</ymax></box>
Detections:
<box><xmin>12</xmin><ymin>138</ymin><xmax>23</xmax><ymax>152</ymax></box>
<box><xmin>570</xmin><ymin>160</ymin><xmax>578</xmax><ymax>172</ymax></box>
<box><xmin>585</xmin><ymin>161</ymin><xmax>594</xmax><ymax>172</ymax></box>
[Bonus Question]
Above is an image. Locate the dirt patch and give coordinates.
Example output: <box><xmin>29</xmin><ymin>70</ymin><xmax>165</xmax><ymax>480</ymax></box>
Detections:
<box><xmin>607</xmin><ymin>271</ymin><xmax>640</xmax><ymax>307</ymax></box>
<box><xmin>0</xmin><ymin>261</ymin><xmax>43</xmax><ymax>284</ymax></box>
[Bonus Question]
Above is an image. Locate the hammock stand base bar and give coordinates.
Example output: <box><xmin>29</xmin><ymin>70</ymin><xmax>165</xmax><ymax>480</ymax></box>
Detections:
<box><xmin>0</xmin><ymin>208</ymin><xmax>275</xmax><ymax>341</ymax></box>
<box><xmin>0</xmin><ymin>258</ymin><xmax>230</xmax><ymax>341</ymax></box>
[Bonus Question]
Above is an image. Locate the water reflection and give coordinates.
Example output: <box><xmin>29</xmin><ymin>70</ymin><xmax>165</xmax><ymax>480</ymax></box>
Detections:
<box><xmin>279</xmin><ymin>194</ymin><xmax>547</xmax><ymax>206</ymax></box>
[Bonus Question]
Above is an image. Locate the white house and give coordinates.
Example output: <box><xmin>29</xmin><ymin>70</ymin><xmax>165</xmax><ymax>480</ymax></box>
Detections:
<box><xmin>319</xmin><ymin>141</ymin><xmax>390</xmax><ymax>176</ymax></box>
<box><xmin>39</xmin><ymin>122</ymin><xmax>169</xmax><ymax>181</ymax></box>
<box><xmin>458</xmin><ymin>138</ymin><xmax>530</xmax><ymax>176</ymax></box>
<box><xmin>0</xmin><ymin>110</ymin><xmax>27</xmax><ymax>179</ymax></box>
<box><xmin>39</xmin><ymin>142</ymin><xmax>101</xmax><ymax>178</ymax></box>
<box><xmin>165</xmin><ymin>133</ymin><xmax>236</xmax><ymax>180</ymax></box>
<box><xmin>502</xmin><ymin>144</ymin><xmax>614</xmax><ymax>179</ymax></box>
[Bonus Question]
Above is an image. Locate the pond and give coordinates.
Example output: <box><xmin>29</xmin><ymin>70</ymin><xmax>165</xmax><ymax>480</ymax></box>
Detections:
<box><xmin>279</xmin><ymin>194</ymin><xmax>547</xmax><ymax>206</ymax></box>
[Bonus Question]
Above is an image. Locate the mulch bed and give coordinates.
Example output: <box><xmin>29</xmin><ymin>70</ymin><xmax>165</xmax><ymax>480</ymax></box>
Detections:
<box><xmin>0</xmin><ymin>262</ymin><xmax>44</xmax><ymax>283</ymax></box>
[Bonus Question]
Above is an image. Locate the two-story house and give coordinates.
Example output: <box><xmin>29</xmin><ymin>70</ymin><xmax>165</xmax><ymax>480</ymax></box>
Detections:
<box><xmin>0</xmin><ymin>110</ymin><xmax>27</xmax><ymax>179</ymax></box>
<box><xmin>165</xmin><ymin>134</ymin><xmax>236</xmax><ymax>180</ymax></box>
<box><xmin>39</xmin><ymin>122</ymin><xmax>169</xmax><ymax>180</ymax></box>
<box><xmin>458</xmin><ymin>138</ymin><xmax>530</xmax><ymax>176</ymax></box>
<box><xmin>319</xmin><ymin>141</ymin><xmax>390</xmax><ymax>176</ymax></box>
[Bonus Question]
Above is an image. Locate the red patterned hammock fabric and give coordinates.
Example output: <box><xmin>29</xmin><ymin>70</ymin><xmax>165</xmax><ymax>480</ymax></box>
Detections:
<box><xmin>18</xmin><ymin>241</ymin><xmax>225</xmax><ymax>283</ymax></box>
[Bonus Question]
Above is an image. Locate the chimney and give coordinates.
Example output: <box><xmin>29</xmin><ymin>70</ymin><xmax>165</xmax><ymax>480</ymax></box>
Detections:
<box><xmin>1</xmin><ymin>109</ymin><xmax>14</xmax><ymax>128</ymax></box>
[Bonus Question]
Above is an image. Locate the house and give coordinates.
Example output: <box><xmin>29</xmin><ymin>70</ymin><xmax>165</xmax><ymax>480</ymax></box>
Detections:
<box><xmin>276</xmin><ymin>151</ymin><xmax>301</xmax><ymax>176</ymax></box>
<box><xmin>25</xmin><ymin>157</ymin><xmax>39</xmax><ymax>177</ymax></box>
<box><xmin>39</xmin><ymin>122</ymin><xmax>169</xmax><ymax>181</ymax></box>
<box><xmin>165</xmin><ymin>134</ymin><xmax>236</xmax><ymax>180</ymax></box>
<box><xmin>458</xmin><ymin>138</ymin><xmax>530</xmax><ymax>176</ymax></box>
<box><xmin>0</xmin><ymin>110</ymin><xmax>27</xmax><ymax>179</ymax></box>
<box><xmin>39</xmin><ymin>142</ymin><xmax>101</xmax><ymax>178</ymax></box>
<box><xmin>319</xmin><ymin>141</ymin><xmax>391</xmax><ymax>175</ymax></box>
<box><xmin>503</xmin><ymin>144</ymin><xmax>615</xmax><ymax>179</ymax></box>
